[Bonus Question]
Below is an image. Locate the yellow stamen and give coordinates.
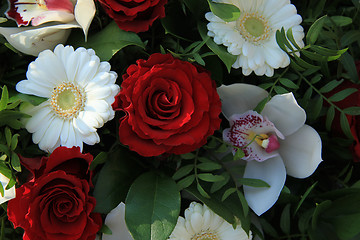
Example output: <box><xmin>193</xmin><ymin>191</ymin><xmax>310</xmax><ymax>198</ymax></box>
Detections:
<box><xmin>237</xmin><ymin>12</ymin><xmax>271</xmax><ymax>44</ymax></box>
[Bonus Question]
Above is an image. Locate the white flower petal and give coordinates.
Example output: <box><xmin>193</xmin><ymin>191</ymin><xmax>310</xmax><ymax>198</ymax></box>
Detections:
<box><xmin>217</xmin><ymin>83</ymin><xmax>268</xmax><ymax>120</ymax></box>
<box><xmin>25</xmin><ymin>103</ymin><xmax>52</xmax><ymax>133</ymax></box>
<box><xmin>279</xmin><ymin>125</ymin><xmax>323</xmax><ymax>178</ymax></box>
<box><xmin>243</xmin><ymin>156</ymin><xmax>286</xmax><ymax>216</ymax></box>
<box><xmin>0</xmin><ymin>173</ymin><xmax>16</xmax><ymax>204</ymax></box>
<box><xmin>16</xmin><ymin>80</ymin><xmax>52</xmax><ymax>98</ymax></box>
<box><xmin>38</xmin><ymin>116</ymin><xmax>64</xmax><ymax>151</ymax></box>
<box><xmin>74</xmin><ymin>0</ymin><xmax>96</xmax><ymax>39</ymax></box>
<box><xmin>0</xmin><ymin>22</ymin><xmax>79</xmax><ymax>56</ymax></box>
<box><xmin>102</xmin><ymin>202</ymin><xmax>134</xmax><ymax>240</ymax></box>
<box><xmin>81</xmin><ymin>132</ymin><xmax>100</xmax><ymax>145</ymax></box>
<box><xmin>262</xmin><ymin>93</ymin><xmax>306</xmax><ymax>136</ymax></box>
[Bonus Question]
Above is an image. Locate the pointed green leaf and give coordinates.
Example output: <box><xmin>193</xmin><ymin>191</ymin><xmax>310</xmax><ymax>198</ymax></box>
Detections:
<box><xmin>11</xmin><ymin>152</ymin><xmax>21</xmax><ymax>172</ymax></box>
<box><xmin>177</xmin><ymin>174</ymin><xmax>195</xmax><ymax>190</ymax></box>
<box><xmin>280</xmin><ymin>204</ymin><xmax>291</xmax><ymax>235</ymax></box>
<box><xmin>306</xmin><ymin>15</ymin><xmax>327</xmax><ymax>45</ymax></box>
<box><xmin>172</xmin><ymin>164</ymin><xmax>194</xmax><ymax>180</ymax></box>
<box><xmin>125</xmin><ymin>172</ymin><xmax>180</xmax><ymax>240</ymax></box>
<box><xmin>0</xmin><ymin>86</ymin><xmax>9</xmax><ymax>111</ymax></box>
<box><xmin>207</xmin><ymin>0</ymin><xmax>241</xmax><ymax>22</ymax></box>
<box><xmin>328</xmin><ymin>88</ymin><xmax>358</xmax><ymax>102</ymax></box>
<box><xmin>343</xmin><ymin>107</ymin><xmax>360</xmax><ymax>115</ymax></box>
<box><xmin>319</xmin><ymin>79</ymin><xmax>344</xmax><ymax>93</ymax></box>
<box><xmin>197</xmin><ymin>162</ymin><xmax>222</xmax><ymax>171</ymax></box>
<box><xmin>198</xmin><ymin>173</ymin><xmax>225</xmax><ymax>182</ymax></box>
<box><xmin>237</xmin><ymin>178</ymin><xmax>270</xmax><ymax>188</ymax></box>
<box><xmin>325</xmin><ymin>106</ymin><xmax>335</xmax><ymax>131</ymax></box>
<box><xmin>221</xmin><ymin>187</ymin><xmax>236</xmax><ymax>201</ymax></box>
<box><xmin>197</xmin><ymin>182</ymin><xmax>210</xmax><ymax>198</ymax></box>
<box><xmin>294</xmin><ymin>182</ymin><xmax>318</xmax><ymax>216</ymax></box>
<box><xmin>340</xmin><ymin>112</ymin><xmax>354</xmax><ymax>139</ymax></box>
<box><xmin>280</xmin><ymin>78</ymin><xmax>299</xmax><ymax>89</ymax></box>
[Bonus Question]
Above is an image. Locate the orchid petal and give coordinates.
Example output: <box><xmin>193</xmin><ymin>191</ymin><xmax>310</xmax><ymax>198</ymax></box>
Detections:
<box><xmin>217</xmin><ymin>84</ymin><xmax>268</xmax><ymax>120</ymax></box>
<box><xmin>31</xmin><ymin>11</ymin><xmax>74</xmax><ymax>26</ymax></box>
<box><xmin>0</xmin><ymin>173</ymin><xmax>16</xmax><ymax>205</ymax></box>
<box><xmin>279</xmin><ymin>125</ymin><xmax>323</xmax><ymax>178</ymax></box>
<box><xmin>0</xmin><ymin>22</ymin><xmax>80</xmax><ymax>56</ymax></box>
<box><xmin>243</xmin><ymin>156</ymin><xmax>286</xmax><ymax>216</ymax></box>
<box><xmin>74</xmin><ymin>0</ymin><xmax>95</xmax><ymax>39</ymax></box>
<box><xmin>262</xmin><ymin>93</ymin><xmax>306</xmax><ymax>136</ymax></box>
<box><xmin>103</xmin><ymin>202</ymin><xmax>134</xmax><ymax>240</ymax></box>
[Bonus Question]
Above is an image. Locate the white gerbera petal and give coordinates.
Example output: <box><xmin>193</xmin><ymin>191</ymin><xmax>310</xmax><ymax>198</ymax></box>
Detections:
<box><xmin>169</xmin><ymin>202</ymin><xmax>251</xmax><ymax>240</ymax></box>
<box><xmin>243</xmin><ymin>156</ymin><xmax>286</xmax><ymax>216</ymax></box>
<box><xmin>16</xmin><ymin>44</ymin><xmax>120</xmax><ymax>152</ymax></box>
<box><xmin>217</xmin><ymin>83</ymin><xmax>268</xmax><ymax>120</ymax></box>
<box><xmin>102</xmin><ymin>202</ymin><xmax>134</xmax><ymax>240</ymax></box>
<box><xmin>262</xmin><ymin>93</ymin><xmax>306</xmax><ymax>136</ymax></box>
<box><xmin>279</xmin><ymin>125</ymin><xmax>323</xmax><ymax>178</ymax></box>
<box><xmin>0</xmin><ymin>173</ymin><xmax>16</xmax><ymax>205</ymax></box>
<box><xmin>206</xmin><ymin>0</ymin><xmax>304</xmax><ymax>76</ymax></box>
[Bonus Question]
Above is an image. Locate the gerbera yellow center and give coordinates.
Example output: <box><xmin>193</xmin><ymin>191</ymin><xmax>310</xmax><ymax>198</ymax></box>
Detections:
<box><xmin>50</xmin><ymin>82</ymin><xmax>85</xmax><ymax>119</ymax></box>
<box><xmin>237</xmin><ymin>13</ymin><xmax>271</xmax><ymax>44</ymax></box>
<box><xmin>192</xmin><ymin>232</ymin><xmax>219</xmax><ymax>240</ymax></box>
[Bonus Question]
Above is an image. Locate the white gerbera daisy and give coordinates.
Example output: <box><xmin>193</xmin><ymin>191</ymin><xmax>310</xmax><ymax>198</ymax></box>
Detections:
<box><xmin>169</xmin><ymin>202</ymin><xmax>252</xmax><ymax>240</ymax></box>
<box><xmin>16</xmin><ymin>44</ymin><xmax>120</xmax><ymax>152</ymax></box>
<box><xmin>205</xmin><ymin>0</ymin><xmax>305</xmax><ymax>77</ymax></box>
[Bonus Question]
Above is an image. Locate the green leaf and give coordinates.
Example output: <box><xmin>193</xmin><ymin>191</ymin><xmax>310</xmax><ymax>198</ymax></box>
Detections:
<box><xmin>5</xmin><ymin>127</ymin><xmax>11</xmax><ymax>148</ymax></box>
<box><xmin>176</xmin><ymin>174</ymin><xmax>195</xmax><ymax>190</ymax></box>
<box><xmin>236</xmin><ymin>190</ymin><xmax>249</xmax><ymax>217</ymax></box>
<box><xmin>328</xmin><ymin>88</ymin><xmax>358</xmax><ymax>102</ymax></box>
<box><xmin>11</xmin><ymin>93</ymin><xmax>47</xmax><ymax>106</ymax></box>
<box><xmin>325</xmin><ymin>16</ymin><xmax>352</xmax><ymax>27</ymax></box>
<box><xmin>10</xmin><ymin>134</ymin><xmax>19</xmax><ymax>151</ymax></box>
<box><xmin>253</xmin><ymin>97</ymin><xmax>269</xmax><ymax>114</ymax></box>
<box><xmin>198</xmin><ymin>22</ymin><xmax>237</xmax><ymax>72</ymax></box>
<box><xmin>340</xmin><ymin>30</ymin><xmax>360</xmax><ymax>48</ymax></box>
<box><xmin>215</xmin><ymin>143</ymin><xmax>228</xmax><ymax>153</ymax></box>
<box><xmin>0</xmin><ymin>85</ymin><xmax>9</xmax><ymax>111</ymax></box>
<box><xmin>198</xmin><ymin>173</ymin><xmax>225</xmax><ymax>182</ymax></box>
<box><xmin>100</xmin><ymin>224</ymin><xmax>112</xmax><ymax>235</ymax></box>
<box><xmin>306</xmin><ymin>15</ymin><xmax>327</xmax><ymax>45</ymax></box>
<box><xmin>325</xmin><ymin>106</ymin><xmax>335</xmax><ymax>131</ymax></box>
<box><xmin>312</xmin><ymin>200</ymin><xmax>332</xmax><ymax>229</ymax></box>
<box><xmin>298</xmin><ymin>209</ymin><xmax>314</xmax><ymax>233</ymax></box>
<box><xmin>340</xmin><ymin>112</ymin><xmax>354</xmax><ymax>139</ymax></box>
<box><xmin>125</xmin><ymin>172</ymin><xmax>180</xmax><ymax>240</ymax></box>
<box><xmin>310</xmin><ymin>74</ymin><xmax>322</xmax><ymax>84</ymax></box>
<box><xmin>90</xmin><ymin>152</ymin><xmax>107</xmax><ymax>171</ymax></box>
<box><xmin>237</xmin><ymin>178</ymin><xmax>270</xmax><ymax>188</ymax></box>
<box><xmin>259</xmin><ymin>218</ymin><xmax>279</xmax><ymax>238</ymax></box>
<box><xmin>233</xmin><ymin>149</ymin><xmax>245</xmax><ymax>160</ymax></box>
<box><xmin>310</xmin><ymin>97</ymin><xmax>323</xmax><ymax>120</ymax></box>
<box><xmin>340</xmin><ymin>52</ymin><xmax>359</xmax><ymax>83</ymax></box>
<box><xmin>207</xmin><ymin>0</ymin><xmax>241</xmax><ymax>22</ymax></box>
<box><xmin>70</xmin><ymin>21</ymin><xmax>145</xmax><ymax>61</ymax></box>
<box><xmin>280</xmin><ymin>78</ymin><xmax>299</xmax><ymax>89</ymax></box>
<box><xmin>319</xmin><ymin>79</ymin><xmax>344</xmax><ymax>93</ymax></box>
<box><xmin>185</xmin><ymin>184</ymin><xmax>236</xmax><ymax>225</ymax></box>
<box><xmin>274</xmin><ymin>86</ymin><xmax>288</xmax><ymax>94</ymax></box>
<box><xmin>197</xmin><ymin>182</ymin><xmax>210</xmax><ymax>198</ymax></box>
<box><xmin>0</xmin><ymin>182</ymin><xmax>4</xmax><ymax>197</ymax></box>
<box><xmin>286</xmin><ymin>28</ymin><xmax>301</xmax><ymax>50</ymax></box>
<box><xmin>294</xmin><ymin>182</ymin><xmax>318</xmax><ymax>216</ymax></box>
<box><xmin>93</xmin><ymin>148</ymin><xmax>144</xmax><ymax>213</ymax></box>
<box><xmin>343</xmin><ymin>107</ymin><xmax>360</xmax><ymax>115</ymax></box>
<box><xmin>221</xmin><ymin>187</ymin><xmax>236</xmax><ymax>201</ymax></box>
<box><xmin>210</xmin><ymin>172</ymin><xmax>230</xmax><ymax>193</ymax></box>
<box><xmin>6</xmin><ymin>176</ymin><xmax>16</xmax><ymax>190</ymax></box>
<box><xmin>197</xmin><ymin>162</ymin><xmax>222</xmax><ymax>171</ymax></box>
<box><xmin>280</xmin><ymin>204</ymin><xmax>291</xmax><ymax>235</ymax></box>
<box><xmin>309</xmin><ymin>45</ymin><xmax>347</xmax><ymax>57</ymax></box>
<box><xmin>11</xmin><ymin>152</ymin><xmax>21</xmax><ymax>172</ymax></box>
<box><xmin>0</xmin><ymin>162</ymin><xmax>12</xmax><ymax>179</ymax></box>
<box><xmin>172</xmin><ymin>164</ymin><xmax>194</xmax><ymax>180</ymax></box>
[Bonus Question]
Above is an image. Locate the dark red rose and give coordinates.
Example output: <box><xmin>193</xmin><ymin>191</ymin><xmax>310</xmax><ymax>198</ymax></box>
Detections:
<box><xmin>97</xmin><ymin>0</ymin><xmax>167</xmax><ymax>33</ymax></box>
<box><xmin>113</xmin><ymin>53</ymin><xmax>222</xmax><ymax>157</ymax></box>
<box><xmin>326</xmin><ymin>61</ymin><xmax>360</xmax><ymax>162</ymax></box>
<box><xmin>7</xmin><ymin>147</ymin><xmax>102</xmax><ymax>240</ymax></box>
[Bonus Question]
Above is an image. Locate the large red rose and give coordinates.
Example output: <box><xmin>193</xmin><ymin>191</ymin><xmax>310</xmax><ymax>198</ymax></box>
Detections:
<box><xmin>7</xmin><ymin>147</ymin><xmax>102</xmax><ymax>240</ymax></box>
<box><xmin>113</xmin><ymin>53</ymin><xmax>222</xmax><ymax>157</ymax></box>
<box><xmin>326</xmin><ymin>61</ymin><xmax>360</xmax><ymax>162</ymax></box>
<box><xmin>97</xmin><ymin>0</ymin><xmax>167</xmax><ymax>33</ymax></box>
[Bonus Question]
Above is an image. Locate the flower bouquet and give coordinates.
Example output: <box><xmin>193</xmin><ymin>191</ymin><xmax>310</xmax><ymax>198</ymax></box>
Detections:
<box><xmin>0</xmin><ymin>0</ymin><xmax>359</xmax><ymax>239</ymax></box>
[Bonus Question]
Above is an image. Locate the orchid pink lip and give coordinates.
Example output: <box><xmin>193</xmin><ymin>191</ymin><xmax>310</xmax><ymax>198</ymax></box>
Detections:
<box><xmin>6</xmin><ymin>0</ymin><xmax>74</xmax><ymax>26</ymax></box>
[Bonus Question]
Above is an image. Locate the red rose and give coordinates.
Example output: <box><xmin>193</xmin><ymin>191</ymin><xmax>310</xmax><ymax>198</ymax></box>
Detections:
<box><xmin>113</xmin><ymin>53</ymin><xmax>222</xmax><ymax>157</ymax></box>
<box><xmin>97</xmin><ymin>0</ymin><xmax>167</xmax><ymax>33</ymax></box>
<box><xmin>326</xmin><ymin>61</ymin><xmax>360</xmax><ymax>162</ymax></box>
<box><xmin>7</xmin><ymin>147</ymin><xmax>102</xmax><ymax>240</ymax></box>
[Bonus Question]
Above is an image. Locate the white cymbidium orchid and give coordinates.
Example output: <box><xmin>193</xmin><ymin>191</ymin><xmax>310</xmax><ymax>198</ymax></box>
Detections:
<box><xmin>218</xmin><ymin>83</ymin><xmax>323</xmax><ymax>216</ymax></box>
<box><xmin>0</xmin><ymin>173</ymin><xmax>16</xmax><ymax>205</ymax></box>
<box><xmin>0</xmin><ymin>0</ymin><xmax>95</xmax><ymax>56</ymax></box>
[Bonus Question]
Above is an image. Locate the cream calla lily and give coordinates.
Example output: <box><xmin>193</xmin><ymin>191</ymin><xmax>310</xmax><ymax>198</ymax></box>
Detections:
<box><xmin>0</xmin><ymin>0</ymin><xmax>95</xmax><ymax>56</ymax></box>
<box><xmin>218</xmin><ymin>83</ymin><xmax>323</xmax><ymax>216</ymax></box>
